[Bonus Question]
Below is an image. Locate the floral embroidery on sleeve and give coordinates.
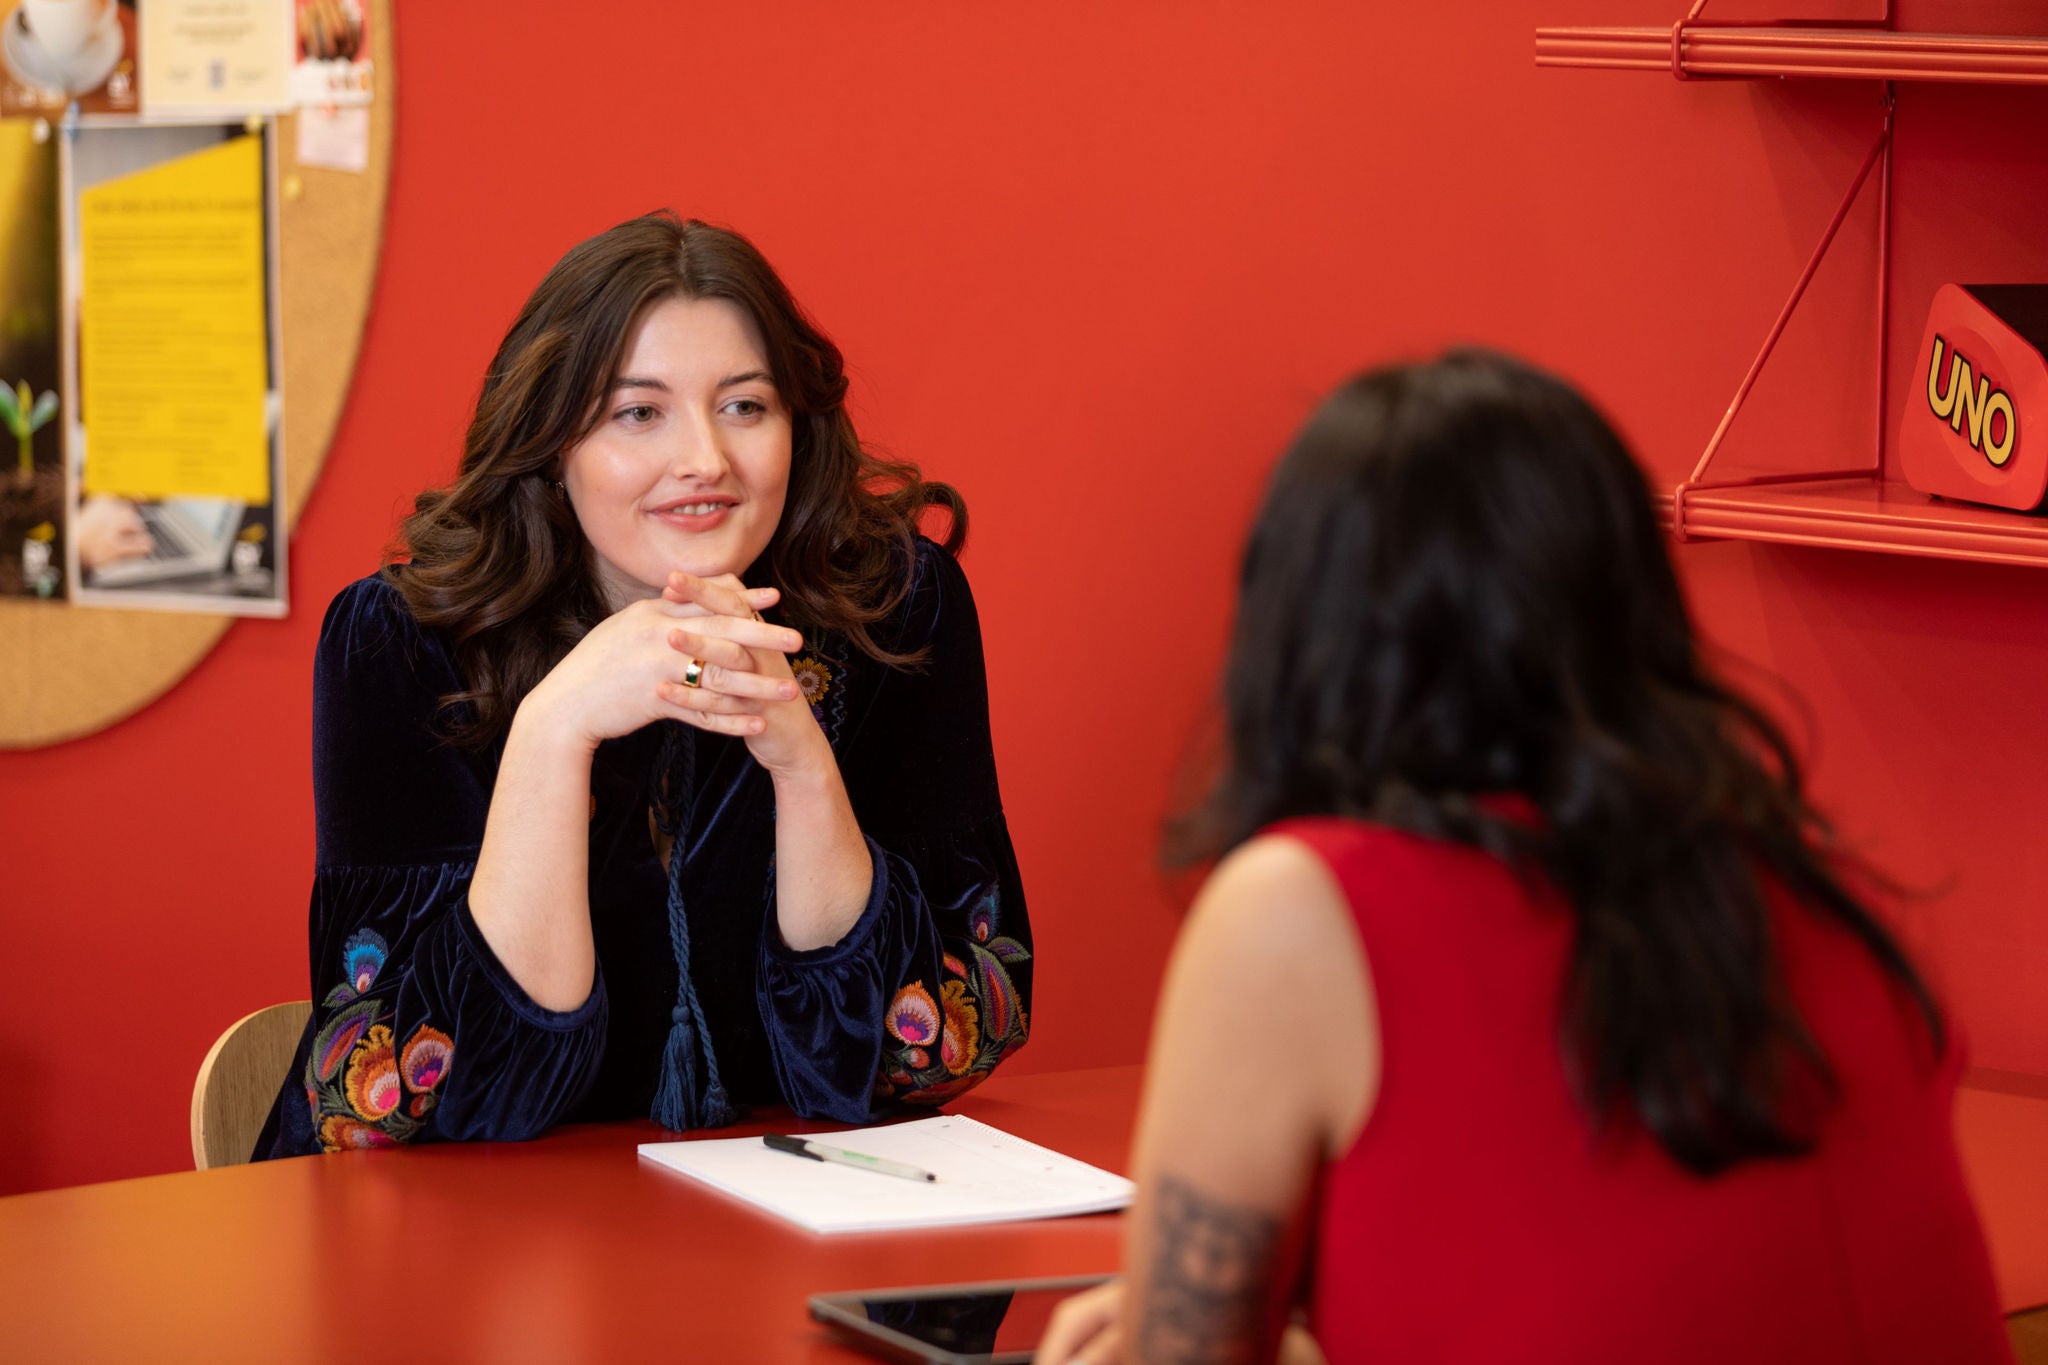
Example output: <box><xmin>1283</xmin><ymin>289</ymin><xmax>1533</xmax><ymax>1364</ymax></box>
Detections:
<box><xmin>791</xmin><ymin>642</ymin><xmax>849</xmax><ymax>743</ymax></box>
<box><xmin>305</xmin><ymin>929</ymin><xmax>455</xmax><ymax>1151</ymax></box>
<box><xmin>877</xmin><ymin>890</ymin><xmax>1030</xmax><ymax>1106</ymax></box>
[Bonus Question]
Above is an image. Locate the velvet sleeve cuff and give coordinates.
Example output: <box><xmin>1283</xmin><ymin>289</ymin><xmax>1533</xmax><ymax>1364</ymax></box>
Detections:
<box><xmin>451</xmin><ymin>897</ymin><xmax>608</xmax><ymax>1030</ymax></box>
<box><xmin>755</xmin><ymin>838</ymin><xmax>914</xmax><ymax>1122</ymax></box>
<box><xmin>761</xmin><ymin>836</ymin><xmax>894</xmax><ymax>970</ymax></box>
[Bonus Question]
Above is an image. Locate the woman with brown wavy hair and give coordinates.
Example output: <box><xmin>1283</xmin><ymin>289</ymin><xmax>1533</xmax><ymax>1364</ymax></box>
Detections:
<box><xmin>254</xmin><ymin>212</ymin><xmax>1031</xmax><ymax>1155</ymax></box>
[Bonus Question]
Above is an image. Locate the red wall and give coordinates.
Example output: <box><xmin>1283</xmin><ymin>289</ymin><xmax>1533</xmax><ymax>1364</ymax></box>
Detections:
<box><xmin>5</xmin><ymin>0</ymin><xmax>2046</xmax><ymax>1194</ymax></box>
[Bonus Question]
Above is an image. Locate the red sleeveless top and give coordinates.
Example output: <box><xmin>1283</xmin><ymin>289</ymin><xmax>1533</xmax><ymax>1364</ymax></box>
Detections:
<box><xmin>1276</xmin><ymin>817</ymin><xmax>2011</xmax><ymax>1364</ymax></box>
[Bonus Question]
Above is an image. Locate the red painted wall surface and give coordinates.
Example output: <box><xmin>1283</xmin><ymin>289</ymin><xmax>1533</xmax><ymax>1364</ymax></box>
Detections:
<box><xmin>4</xmin><ymin>0</ymin><xmax>2045</xmax><ymax>1194</ymax></box>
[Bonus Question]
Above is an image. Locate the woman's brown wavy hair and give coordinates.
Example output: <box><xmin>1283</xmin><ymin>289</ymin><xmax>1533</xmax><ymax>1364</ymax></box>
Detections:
<box><xmin>387</xmin><ymin>211</ymin><xmax>966</xmax><ymax>746</ymax></box>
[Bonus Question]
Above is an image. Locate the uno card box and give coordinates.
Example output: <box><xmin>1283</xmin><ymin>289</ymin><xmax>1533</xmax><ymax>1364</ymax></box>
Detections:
<box><xmin>1901</xmin><ymin>284</ymin><xmax>2048</xmax><ymax>511</ymax></box>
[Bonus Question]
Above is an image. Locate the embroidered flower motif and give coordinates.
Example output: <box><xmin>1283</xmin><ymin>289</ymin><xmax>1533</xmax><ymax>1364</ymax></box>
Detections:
<box><xmin>972</xmin><ymin>944</ymin><xmax>1026</xmax><ymax>1052</ymax></box>
<box><xmin>344</xmin><ymin>930</ymin><xmax>387</xmax><ymax>993</ymax></box>
<box><xmin>344</xmin><ymin>1025</ymin><xmax>401</xmax><ymax>1121</ymax></box>
<box><xmin>873</xmin><ymin>886</ymin><xmax>1032</xmax><ymax>1105</ymax></box>
<box><xmin>324</xmin><ymin>930</ymin><xmax>389</xmax><ymax>1006</ymax></box>
<box><xmin>968</xmin><ymin>893</ymin><xmax>997</xmax><ymax>944</ymax></box>
<box><xmin>788</xmin><ymin>643</ymin><xmax>851</xmax><ymax>739</ymax></box>
<box><xmin>400</xmin><ymin>1025</ymin><xmax>453</xmax><ymax>1093</ymax></box>
<box><xmin>939</xmin><ymin>980</ymin><xmax>980</xmax><ymax>1076</ymax></box>
<box><xmin>790</xmin><ymin>654</ymin><xmax>833</xmax><ymax>718</ymax></box>
<box><xmin>309</xmin><ymin>998</ymin><xmax>381</xmax><ymax>1084</ymax></box>
<box><xmin>319</xmin><ymin>1115</ymin><xmax>396</xmax><ymax>1151</ymax></box>
<box><xmin>305</xmin><ymin>1083</ymin><xmax>319</xmax><ymax>1124</ymax></box>
<box><xmin>409</xmin><ymin>1094</ymin><xmax>436</xmax><ymax>1119</ymax></box>
<box><xmin>886</xmin><ymin>982</ymin><xmax>941</xmax><ymax>1047</ymax></box>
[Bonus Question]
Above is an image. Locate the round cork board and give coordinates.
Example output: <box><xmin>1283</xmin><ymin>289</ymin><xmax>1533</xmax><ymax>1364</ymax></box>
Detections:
<box><xmin>0</xmin><ymin>0</ymin><xmax>394</xmax><ymax>749</ymax></box>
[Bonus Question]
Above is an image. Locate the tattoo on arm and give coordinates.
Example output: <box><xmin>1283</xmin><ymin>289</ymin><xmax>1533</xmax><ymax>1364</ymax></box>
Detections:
<box><xmin>1136</xmin><ymin>1174</ymin><xmax>1282</xmax><ymax>1365</ymax></box>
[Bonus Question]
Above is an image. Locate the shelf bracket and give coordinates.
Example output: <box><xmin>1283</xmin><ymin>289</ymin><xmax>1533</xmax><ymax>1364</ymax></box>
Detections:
<box><xmin>1667</xmin><ymin>0</ymin><xmax>1897</xmax><ymax>83</ymax></box>
<box><xmin>1673</xmin><ymin>85</ymin><xmax>1895</xmax><ymax>540</ymax></box>
<box><xmin>1670</xmin><ymin>0</ymin><xmax>1713</xmax><ymax>80</ymax></box>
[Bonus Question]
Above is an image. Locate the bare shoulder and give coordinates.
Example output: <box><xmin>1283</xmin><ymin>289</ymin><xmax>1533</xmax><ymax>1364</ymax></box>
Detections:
<box><xmin>1181</xmin><ymin>833</ymin><xmax>1361</xmax><ymax>978</ymax></box>
<box><xmin>1166</xmin><ymin>832</ymin><xmax>1380</xmax><ymax>1156</ymax></box>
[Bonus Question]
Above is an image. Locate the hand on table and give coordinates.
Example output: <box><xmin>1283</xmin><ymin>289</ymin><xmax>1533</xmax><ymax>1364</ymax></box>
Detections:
<box><xmin>1038</xmin><ymin>1280</ymin><xmax>1123</xmax><ymax>1365</ymax></box>
<box><xmin>1037</xmin><ymin>1278</ymin><xmax>1329</xmax><ymax>1365</ymax></box>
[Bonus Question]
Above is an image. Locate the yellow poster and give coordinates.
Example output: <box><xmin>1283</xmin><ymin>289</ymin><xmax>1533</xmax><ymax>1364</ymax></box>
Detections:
<box><xmin>79</xmin><ymin>133</ymin><xmax>268</xmax><ymax>504</ymax></box>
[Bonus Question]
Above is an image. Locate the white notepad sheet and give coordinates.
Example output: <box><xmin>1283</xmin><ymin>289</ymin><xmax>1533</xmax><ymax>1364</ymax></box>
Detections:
<box><xmin>637</xmin><ymin>1115</ymin><xmax>1135</xmax><ymax>1234</ymax></box>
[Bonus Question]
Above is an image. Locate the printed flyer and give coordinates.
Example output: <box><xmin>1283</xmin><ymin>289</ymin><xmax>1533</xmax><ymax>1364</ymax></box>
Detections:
<box><xmin>65</xmin><ymin>122</ymin><xmax>285</xmax><ymax>615</ymax></box>
<box><xmin>141</xmin><ymin>0</ymin><xmax>292</xmax><ymax>115</ymax></box>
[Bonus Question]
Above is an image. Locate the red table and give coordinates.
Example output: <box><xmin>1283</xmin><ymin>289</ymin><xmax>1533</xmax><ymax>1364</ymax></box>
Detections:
<box><xmin>1958</xmin><ymin>1073</ymin><xmax>2048</xmax><ymax>1314</ymax></box>
<box><xmin>10</xmin><ymin>1059</ymin><xmax>2040</xmax><ymax>1359</ymax></box>
<box><xmin>0</xmin><ymin>1065</ymin><xmax>1140</xmax><ymax>1363</ymax></box>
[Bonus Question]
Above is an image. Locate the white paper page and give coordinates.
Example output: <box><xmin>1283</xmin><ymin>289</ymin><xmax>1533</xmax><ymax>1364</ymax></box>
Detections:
<box><xmin>637</xmin><ymin>1116</ymin><xmax>1134</xmax><ymax>1234</ymax></box>
<box><xmin>295</xmin><ymin>106</ymin><xmax>370</xmax><ymax>173</ymax></box>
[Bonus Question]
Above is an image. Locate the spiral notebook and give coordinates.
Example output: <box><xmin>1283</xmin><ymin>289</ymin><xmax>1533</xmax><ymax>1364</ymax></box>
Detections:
<box><xmin>637</xmin><ymin>1115</ymin><xmax>1135</xmax><ymax>1234</ymax></box>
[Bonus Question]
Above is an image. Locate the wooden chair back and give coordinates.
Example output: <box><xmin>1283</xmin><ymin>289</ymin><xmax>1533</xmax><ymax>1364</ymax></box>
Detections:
<box><xmin>191</xmin><ymin>1002</ymin><xmax>311</xmax><ymax>1169</ymax></box>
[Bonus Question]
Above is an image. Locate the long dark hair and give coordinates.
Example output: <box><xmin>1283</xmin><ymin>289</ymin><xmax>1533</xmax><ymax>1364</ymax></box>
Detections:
<box><xmin>390</xmin><ymin>211</ymin><xmax>965</xmax><ymax>745</ymax></box>
<box><xmin>1169</xmin><ymin>349</ymin><xmax>1941</xmax><ymax>1176</ymax></box>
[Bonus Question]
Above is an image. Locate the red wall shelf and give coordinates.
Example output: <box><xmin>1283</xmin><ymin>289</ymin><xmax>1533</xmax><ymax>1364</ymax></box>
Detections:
<box><xmin>1536</xmin><ymin>27</ymin><xmax>2048</xmax><ymax>84</ymax></box>
<box><xmin>1657</xmin><ymin>478</ymin><xmax>2048</xmax><ymax>568</ymax></box>
<box><xmin>1541</xmin><ymin>13</ymin><xmax>2048</xmax><ymax>568</ymax></box>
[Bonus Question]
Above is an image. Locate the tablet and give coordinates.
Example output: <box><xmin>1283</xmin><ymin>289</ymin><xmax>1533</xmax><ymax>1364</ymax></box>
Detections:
<box><xmin>808</xmin><ymin>1274</ymin><xmax>1114</xmax><ymax>1364</ymax></box>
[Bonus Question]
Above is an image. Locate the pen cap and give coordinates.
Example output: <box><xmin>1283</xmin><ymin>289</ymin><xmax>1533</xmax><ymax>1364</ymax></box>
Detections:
<box><xmin>763</xmin><ymin>1133</ymin><xmax>822</xmax><ymax>1160</ymax></box>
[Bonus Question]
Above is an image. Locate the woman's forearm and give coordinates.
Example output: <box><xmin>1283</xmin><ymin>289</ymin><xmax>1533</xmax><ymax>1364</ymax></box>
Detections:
<box><xmin>467</xmin><ymin>701</ymin><xmax>600</xmax><ymax>1011</ymax></box>
<box><xmin>770</xmin><ymin>750</ymin><xmax>874</xmax><ymax>952</ymax></box>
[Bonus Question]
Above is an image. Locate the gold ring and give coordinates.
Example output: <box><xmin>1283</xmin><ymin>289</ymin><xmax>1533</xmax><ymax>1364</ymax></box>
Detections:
<box><xmin>680</xmin><ymin>658</ymin><xmax>706</xmax><ymax>689</ymax></box>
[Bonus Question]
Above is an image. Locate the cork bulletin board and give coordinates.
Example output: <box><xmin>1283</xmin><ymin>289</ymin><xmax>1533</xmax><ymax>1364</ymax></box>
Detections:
<box><xmin>0</xmin><ymin>0</ymin><xmax>393</xmax><ymax>748</ymax></box>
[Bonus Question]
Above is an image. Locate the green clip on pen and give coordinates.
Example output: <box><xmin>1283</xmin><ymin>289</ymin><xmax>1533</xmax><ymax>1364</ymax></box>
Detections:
<box><xmin>764</xmin><ymin>1133</ymin><xmax>938</xmax><ymax>1183</ymax></box>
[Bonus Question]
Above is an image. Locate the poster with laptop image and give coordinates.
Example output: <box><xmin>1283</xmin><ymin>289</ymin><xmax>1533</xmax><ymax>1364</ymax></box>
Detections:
<box><xmin>1</xmin><ymin>0</ymin><xmax>138</xmax><ymax>116</ymax></box>
<box><xmin>62</xmin><ymin>119</ymin><xmax>285</xmax><ymax>615</ymax></box>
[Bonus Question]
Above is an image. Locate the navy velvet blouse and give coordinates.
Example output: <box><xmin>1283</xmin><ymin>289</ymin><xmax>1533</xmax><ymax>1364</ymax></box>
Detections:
<box><xmin>253</xmin><ymin>537</ymin><xmax>1031</xmax><ymax>1158</ymax></box>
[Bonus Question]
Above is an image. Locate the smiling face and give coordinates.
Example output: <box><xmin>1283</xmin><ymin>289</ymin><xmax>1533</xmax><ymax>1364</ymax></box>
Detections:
<box><xmin>560</xmin><ymin>295</ymin><xmax>794</xmax><ymax>611</ymax></box>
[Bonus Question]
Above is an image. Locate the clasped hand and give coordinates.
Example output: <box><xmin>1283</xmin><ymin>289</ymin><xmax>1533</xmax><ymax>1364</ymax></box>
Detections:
<box><xmin>523</xmin><ymin>572</ymin><xmax>825</xmax><ymax>778</ymax></box>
